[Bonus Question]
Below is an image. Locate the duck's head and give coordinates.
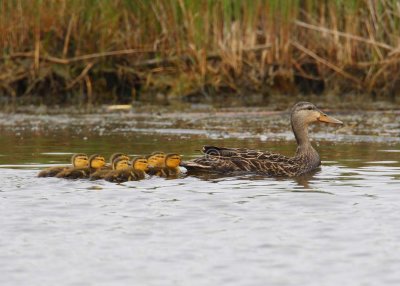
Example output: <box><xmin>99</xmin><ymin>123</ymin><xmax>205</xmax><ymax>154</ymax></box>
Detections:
<box><xmin>109</xmin><ymin>153</ymin><xmax>130</xmax><ymax>165</ymax></box>
<box><xmin>291</xmin><ymin>102</ymin><xmax>343</xmax><ymax>126</ymax></box>
<box><xmin>112</xmin><ymin>157</ymin><xmax>130</xmax><ymax>170</ymax></box>
<box><xmin>132</xmin><ymin>156</ymin><xmax>149</xmax><ymax>172</ymax></box>
<box><xmin>71</xmin><ymin>153</ymin><xmax>89</xmax><ymax>168</ymax></box>
<box><xmin>88</xmin><ymin>154</ymin><xmax>106</xmax><ymax>169</ymax></box>
<box><xmin>147</xmin><ymin>152</ymin><xmax>166</xmax><ymax>168</ymax></box>
<box><xmin>165</xmin><ymin>153</ymin><xmax>182</xmax><ymax>168</ymax></box>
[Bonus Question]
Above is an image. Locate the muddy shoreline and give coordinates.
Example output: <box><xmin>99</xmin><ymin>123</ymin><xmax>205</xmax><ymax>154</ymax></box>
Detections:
<box><xmin>2</xmin><ymin>93</ymin><xmax>400</xmax><ymax>115</ymax></box>
<box><xmin>1</xmin><ymin>107</ymin><xmax>399</xmax><ymax>144</ymax></box>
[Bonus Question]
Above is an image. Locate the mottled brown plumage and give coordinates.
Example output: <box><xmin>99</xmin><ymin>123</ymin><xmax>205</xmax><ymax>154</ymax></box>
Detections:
<box><xmin>182</xmin><ymin>102</ymin><xmax>343</xmax><ymax>177</ymax></box>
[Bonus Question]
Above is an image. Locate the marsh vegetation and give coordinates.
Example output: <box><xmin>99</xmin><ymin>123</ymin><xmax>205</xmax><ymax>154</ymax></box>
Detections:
<box><xmin>1</xmin><ymin>0</ymin><xmax>400</xmax><ymax>106</ymax></box>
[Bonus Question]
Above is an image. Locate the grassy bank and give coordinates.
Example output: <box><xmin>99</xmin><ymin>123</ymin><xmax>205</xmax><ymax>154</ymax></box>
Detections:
<box><xmin>1</xmin><ymin>0</ymin><xmax>400</xmax><ymax>106</ymax></box>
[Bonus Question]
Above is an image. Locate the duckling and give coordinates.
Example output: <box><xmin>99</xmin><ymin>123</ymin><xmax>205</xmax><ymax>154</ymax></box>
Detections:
<box><xmin>105</xmin><ymin>156</ymin><xmax>149</xmax><ymax>183</ymax></box>
<box><xmin>157</xmin><ymin>153</ymin><xmax>182</xmax><ymax>178</ymax></box>
<box><xmin>38</xmin><ymin>153</ymin><xmax>88</xmax><ymax>177</ymax></box>
<box><xmin>108</xmin><ymin>153</ymin><xmax>130</xmax><ymax>167</ymax></box>
<box><xmin>146</xmin><ymin>151</ymin><xmax>166</xmax><ymax>176</ymax></box>
<box><xmin>93</xmin><ymin>152</ymin><xmax>130</xmax><ymax>171</ymax></box>
<box><xmin>90</xmin><ymin>156</ymin><xmax>130</xmax><ymax>180</ymax></box>
<box><xmin>56</xmin><ymin>154</ymin><xmax>106</xmax><ymax>179</ymax></box>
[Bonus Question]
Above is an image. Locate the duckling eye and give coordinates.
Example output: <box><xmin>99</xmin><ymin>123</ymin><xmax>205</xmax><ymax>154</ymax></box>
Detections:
<box><xmin>307</xmin><ymin>106</ymin><xmax>313</xmax><ymax>110</ymax></box>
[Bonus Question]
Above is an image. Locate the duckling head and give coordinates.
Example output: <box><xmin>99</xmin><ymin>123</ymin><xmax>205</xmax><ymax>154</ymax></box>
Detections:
<box><xmin>112</xmin><ymin>157</ymin><xmax>130</xmax><ymax>170</ymax></box>
<box><xmin>147</xmin><ymin>151</ymin><xmax>166</xmax><ymax>168</ymax></box>
<box><xmin>109</xmin><ymin>153</ymin><xmax>130</xmax><ymax>165</ymax></box>
<box><xmin>165</xmin><ymin>153</ymin><xmax>182</xmax><ymax>168</ymax></box>
<box><xmin>89</xmin><ymin>154</ymin><xmax>106</xmax><ymax>169</ymax></box>
<box><xmin>132</xmin><ymin>156</ymin><xmax>149</xmax><ymax>172</ymax></box>
<box><xmin>71</xmin><ymin>153</ymin><xmax>89</xmax><ymax>168</ymax></box>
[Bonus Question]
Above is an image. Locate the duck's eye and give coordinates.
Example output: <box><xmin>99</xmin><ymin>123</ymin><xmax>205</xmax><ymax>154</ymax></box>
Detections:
<box><xmin>307</xmin><ymin>106</ymin><xmax>313</xmax><ymax>110</ymax></box>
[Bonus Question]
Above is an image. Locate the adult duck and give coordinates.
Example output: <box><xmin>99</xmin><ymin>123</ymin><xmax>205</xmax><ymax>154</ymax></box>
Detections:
<box><xmin>182</xmin><ymin>102</ymin><xmax>343</xmax><ymax>177</ymax></box>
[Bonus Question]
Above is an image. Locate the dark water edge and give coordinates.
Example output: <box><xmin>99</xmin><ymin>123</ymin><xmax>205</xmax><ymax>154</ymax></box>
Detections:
<box><xmin>1</xmin><ymin>93</ymin><xmax>400</xmax><ymax>114</ymax></box>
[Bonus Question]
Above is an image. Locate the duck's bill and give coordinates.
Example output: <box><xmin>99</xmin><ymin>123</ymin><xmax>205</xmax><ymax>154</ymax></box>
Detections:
<box><xmin>318</xmin><ymin>113</ymin><xmax>343</xmax><ymax>125</ymax></box>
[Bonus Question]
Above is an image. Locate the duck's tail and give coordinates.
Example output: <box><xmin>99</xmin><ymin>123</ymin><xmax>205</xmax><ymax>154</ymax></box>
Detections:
<box><xmin>180</xmin><ymin>161</ymin><xmax>212</xmax><ymax>172</ymax></box>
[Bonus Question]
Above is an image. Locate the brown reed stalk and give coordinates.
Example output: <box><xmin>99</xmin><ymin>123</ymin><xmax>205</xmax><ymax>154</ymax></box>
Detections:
<box><xmin>1</xmin><ymin>0</ymin><xmax>400</xmax><ymax>104</ymax></box>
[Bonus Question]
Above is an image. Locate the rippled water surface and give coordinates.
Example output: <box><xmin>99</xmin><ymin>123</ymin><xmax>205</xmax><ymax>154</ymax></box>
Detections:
<box><xmin>1</xmin><ymin>110</ymin><xmax>400</xmax><ymax>286</ymax></box>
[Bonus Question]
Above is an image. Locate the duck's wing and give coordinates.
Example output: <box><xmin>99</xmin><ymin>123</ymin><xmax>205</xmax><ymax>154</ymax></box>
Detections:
<box><xmin>201</xmin><ymin>145</ymin><xmax>293</xmax><ymax>163</ymax></box>
<box><xmin>183</xmin><ymin>155</ymin><xmax>301</xmax><ymax>177</ymax></box>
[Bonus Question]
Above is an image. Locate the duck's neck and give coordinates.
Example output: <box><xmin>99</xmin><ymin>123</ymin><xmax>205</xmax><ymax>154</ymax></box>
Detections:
<box><xmin>291</xmin><ymin>118</ymin><xmax>320</xmax><ymax>166</ymax></box>
<box><xmin>292</xmin><ymin>119</ymin><xmax>311</xmax><ymax>149</ymax></box>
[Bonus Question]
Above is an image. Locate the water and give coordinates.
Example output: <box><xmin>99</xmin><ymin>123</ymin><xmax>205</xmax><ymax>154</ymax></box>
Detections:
<box><xmin>1</xmin><ymin>110</ymin><xmax>400</xmax><ymax>286</ymax></box>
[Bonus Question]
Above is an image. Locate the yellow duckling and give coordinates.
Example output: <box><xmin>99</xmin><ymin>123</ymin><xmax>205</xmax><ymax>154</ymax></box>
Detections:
<box><xmin>146</xmin><ymin>151</ymin><xmax>166</xmax><ymax>175</ymax></box>
<box><xmin>108</xmin><ymin>153</ymin><xmax>130</xmax><ymax>167</ymax></box>
<box><xmin>38</xmin><ymin>153</ymin><xmax>88</xmax><ymax>177</ymax></box>
<box><xmin>56</xmin><ymin>154</ymin><xmax>106</xmax><ymax>179</ymax></box>
<box><xmin>158</xmin><ymin>153</ymin><xmax>182</xmax><ymax>178</ymax></box>
<box><xmin>90</xmin><ymin>152</ymin><xmax>130</xmax><ymax>173</ymax></box>
<box><xmin>90</xmin><ymin>156</ymin><xmax>130</xmax><ymax>180</ymax></box>
<box><xmin>105</xmin><ymin>156</ymin><xmax>149</xmax><ymax>183</ymax></box>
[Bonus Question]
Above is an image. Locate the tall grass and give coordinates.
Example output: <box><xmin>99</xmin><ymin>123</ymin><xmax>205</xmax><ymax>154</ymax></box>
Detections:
<box><xmin>1</xmin><ymin>0</ymin><xmax>400</xmax><ymax>105</ymax></box>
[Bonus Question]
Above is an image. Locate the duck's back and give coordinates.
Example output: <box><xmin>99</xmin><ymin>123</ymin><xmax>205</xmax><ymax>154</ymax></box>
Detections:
<box><xmin>182</xmin><ymin>145</ymin><xmax>312</xmax><ymax>177</ymax></box>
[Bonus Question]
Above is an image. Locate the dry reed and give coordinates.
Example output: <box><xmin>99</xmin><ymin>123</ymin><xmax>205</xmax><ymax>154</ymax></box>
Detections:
<box><xmin>0</xmin><ymin>0</ymin><xmax>399</xmax><ymax>106</ymax></box>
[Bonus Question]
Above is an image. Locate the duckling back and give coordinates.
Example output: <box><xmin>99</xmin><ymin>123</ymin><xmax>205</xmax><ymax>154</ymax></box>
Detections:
<box><xmin>56</xmin><ymin>167</ymin><xmax>91</xmax><ymax>179</ymax></box>
<box><xmin>38</xmin><ymin>166</ymin><xmax>67</xmax><ymax>177</ymax></box>
<box><xmin>89</xmin><ymin>169</ymin><xmax>111</xmax><ymax>180</ymax></box>
<box><xmin>104</xmin><ymin>169</ymin><xmax>145</xmax><ymax>183</ymax></box>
